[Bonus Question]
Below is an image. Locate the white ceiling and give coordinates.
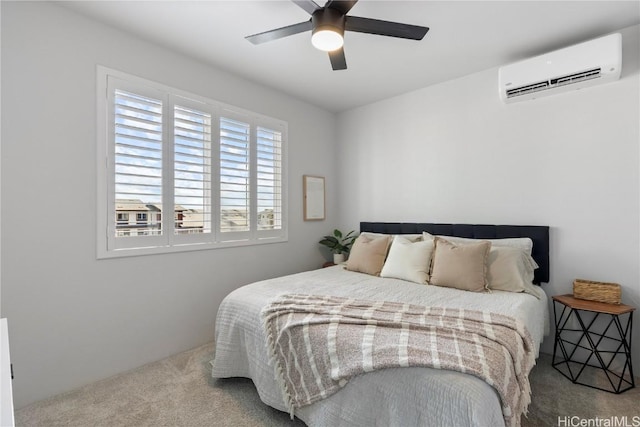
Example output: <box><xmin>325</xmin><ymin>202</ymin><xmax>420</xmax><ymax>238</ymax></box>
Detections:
<box><xmin>58</xmin><ymin>0</ymin><xmax>640</xmax><ymax>112</ymax></box>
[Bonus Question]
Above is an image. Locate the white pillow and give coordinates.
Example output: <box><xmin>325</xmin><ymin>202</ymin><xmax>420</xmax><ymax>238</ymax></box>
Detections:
<box><xmin>361</xmin><ymin>232</ymin><xmax>423</xmax><ymax>242</ymax></box>
<box><xmin>487</xmin><ymin>246</ymin><xmax>539</xmax><ymax>298</ymax></box>
<box><xmin>380</xmin><ymin>236</ymin><xmax>434</xmax><ymax>284</ymax></box>
<box><xmin>422</xmin><ymin>232</ymin><xmax>534</xmax><ymax>256</ymax></box>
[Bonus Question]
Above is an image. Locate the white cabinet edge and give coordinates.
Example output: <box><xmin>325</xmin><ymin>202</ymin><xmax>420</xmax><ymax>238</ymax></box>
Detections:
<box><xmin>1</xmin><ymin>319</ymin><xmax>15</xmax><ymax>427</ymax></box>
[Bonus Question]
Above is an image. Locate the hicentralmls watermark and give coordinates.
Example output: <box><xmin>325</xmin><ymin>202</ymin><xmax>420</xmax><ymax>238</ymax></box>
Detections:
<box><xmin>558</xmin><ymin>416</ymin><xmax>640</xmax><ymax>427</ymax></box>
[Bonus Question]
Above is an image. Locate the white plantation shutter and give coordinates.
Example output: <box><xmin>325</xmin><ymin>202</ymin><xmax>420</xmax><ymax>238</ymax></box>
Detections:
<box><xmin>219</xmin><ymin>117</ymin><xmax>250</xmax><ymax>234</ymax></box>
<box><xmin>174</xmin><ymin>103</ymin><xmax>212</xmax><ymax>236</ymax></box>
<box><xmin>98</xmin><ymin>68</ymin><xmax>287</xmax><ymax>258</ymax></box>
<box><xmin>256</xmin><ymin>126</ymin><xmax>282</xmax><ymax>231</ymax></box>
<box><xmin>113</xmin><ymin>88</ymin><xmax>164</xmax><ymax>242</ymax></box>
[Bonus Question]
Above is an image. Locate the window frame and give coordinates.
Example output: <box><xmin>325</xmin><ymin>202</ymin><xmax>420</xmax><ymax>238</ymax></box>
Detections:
<box><xmin>96</xmin><ymin>66</ymin><xmax>288</xmax><ymax>259</ymax></box>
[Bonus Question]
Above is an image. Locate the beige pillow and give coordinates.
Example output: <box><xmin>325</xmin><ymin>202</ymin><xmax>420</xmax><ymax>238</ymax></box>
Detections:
<box><xmin>346</xmin><ymin>234</ymin><xmax>392</xmax><ymax>276</ymax></box>
<box><xmin>487</xmin><ymin>246</ymin><xmax>539</xmax><ymax>298</ymax></box>
<box><xmin>430</xmin><ymin>238</ymin><xmax>491</xmax><ymax>292</ymax></box>
<box><xmin>380</xmin><ymin>236</ymin><xmax>434</xmax><ymax>284</ymax></box>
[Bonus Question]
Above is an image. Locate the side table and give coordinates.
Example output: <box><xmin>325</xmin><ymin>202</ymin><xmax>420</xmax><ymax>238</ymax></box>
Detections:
<box><xmin>552</xmin><ymin>294</ymin><xmax>635</xmax><ymax>393</ymax></box>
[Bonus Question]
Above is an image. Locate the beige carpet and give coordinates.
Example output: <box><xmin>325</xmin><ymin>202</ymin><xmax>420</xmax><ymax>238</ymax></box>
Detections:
<box><xmin>16</xmin><ymin>342</ymin><xmax>640</xmax><ymax>426</ymax></box>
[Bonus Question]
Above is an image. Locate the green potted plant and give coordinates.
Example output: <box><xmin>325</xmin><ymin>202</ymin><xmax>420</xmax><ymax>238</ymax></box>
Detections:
<box><xmin>319</xmin><ymin>229</ymin><xmax>357</xmax><ymax>264</ymax></box>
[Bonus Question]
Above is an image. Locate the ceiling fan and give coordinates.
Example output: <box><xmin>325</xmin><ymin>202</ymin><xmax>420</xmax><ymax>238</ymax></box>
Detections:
<box><xmin>245</xmin><ymin>0</ymin><xmax>429</xmax><ymax>71</ymax></box>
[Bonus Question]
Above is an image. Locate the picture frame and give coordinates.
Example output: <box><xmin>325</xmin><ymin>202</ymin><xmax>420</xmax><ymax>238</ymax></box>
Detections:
<box><xmin>303</xmin><ymin>175</ymin><xmax>325</xmax><ymax>221</ymax></box>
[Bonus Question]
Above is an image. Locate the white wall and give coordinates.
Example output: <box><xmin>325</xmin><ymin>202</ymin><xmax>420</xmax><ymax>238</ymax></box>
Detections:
<box><xmin>338</xmin><ymin>25</ymin><xmax>640</xmax><ymax>369</ymax></box>
<box><xmin>1</xmin><ymin>2</ymin><xmax>337</xmax><ymax>408</ymax></box>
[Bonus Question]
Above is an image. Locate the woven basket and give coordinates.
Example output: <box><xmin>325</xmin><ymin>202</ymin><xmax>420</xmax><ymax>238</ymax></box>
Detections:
<box><xmin>573</xmin><ymin>279</ymin><xmax>621</xmax><ymax>305</ymax></box>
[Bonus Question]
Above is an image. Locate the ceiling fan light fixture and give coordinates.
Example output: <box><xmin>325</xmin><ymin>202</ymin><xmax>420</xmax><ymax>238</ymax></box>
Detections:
<box><xmin>311</xmin><ymin>7</ymin><xmax>345</xmax><ymax>52</ymax></box>
<box><xmin>245</xmin><ymin>0</ymin><xmax>430</xmax><ymax>71</ymax></box>
<box><xmin>311</xmin><ymin>29</ymin><xmax>344</xmax><ymax>51</ymax></box>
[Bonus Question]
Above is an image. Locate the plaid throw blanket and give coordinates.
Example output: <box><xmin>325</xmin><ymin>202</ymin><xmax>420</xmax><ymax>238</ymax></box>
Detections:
<box><xmin>262</xmin><ymin>294</ymin><xmax>535</xmax><ymax>427</ymax></box>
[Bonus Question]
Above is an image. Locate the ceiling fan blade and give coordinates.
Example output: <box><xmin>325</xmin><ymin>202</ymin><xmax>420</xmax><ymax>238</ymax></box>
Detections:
<box><xmin>246</xmin><ymin>20</ymin><xmax>313</xmax><ymax>45</ymax></box>
<box><xmin>291</xmin><ymin>0</ymin><xmax>322</xmax><ymax>15</ymax></box>
<box><xmin>328</xmin><ymin>47</ymin><xmax>347</xmax><ymax>70</ymax></box>
<box><xmin>325</xmin><ymin>0</ymin><xmax>359</xmax><ymax>15</ymax></box>
<box><xmin>345</xmin><ymin>16</ymin><xmax>429</xmax><ymax>40</ymax></box>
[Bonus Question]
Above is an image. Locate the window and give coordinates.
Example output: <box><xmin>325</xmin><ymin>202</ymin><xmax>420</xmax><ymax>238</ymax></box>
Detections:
<box><xmin>97</xmin><ymin>67</ymin><xmax>287</xmax><ymax>258</ymax></box>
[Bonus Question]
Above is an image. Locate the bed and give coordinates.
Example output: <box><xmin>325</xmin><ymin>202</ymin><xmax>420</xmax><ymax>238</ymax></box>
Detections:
<box><xmin>212</xmin><ymin>222</ymin><xmax>550</xmax><ymax>427</ymax></box>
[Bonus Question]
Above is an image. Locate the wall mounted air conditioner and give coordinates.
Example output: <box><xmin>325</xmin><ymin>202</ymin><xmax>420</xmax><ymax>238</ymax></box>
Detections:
<box><xmin>498</xmin><ymin>33</ymin><xmax>621</xmax><ymax>103</ymax></box>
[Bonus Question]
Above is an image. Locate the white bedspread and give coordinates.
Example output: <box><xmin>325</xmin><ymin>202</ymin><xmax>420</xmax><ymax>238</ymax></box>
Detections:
<box><xmin>212</xmin><ymin>266</ymin><xmax>549</xmax><ymax>427</ymax></box>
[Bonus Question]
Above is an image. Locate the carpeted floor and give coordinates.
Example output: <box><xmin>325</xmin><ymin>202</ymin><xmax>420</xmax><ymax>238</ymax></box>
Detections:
<box><xmin>15</xmin><ymin>342</ymin><xmax>640</xmax><ymax>427</ymax></box>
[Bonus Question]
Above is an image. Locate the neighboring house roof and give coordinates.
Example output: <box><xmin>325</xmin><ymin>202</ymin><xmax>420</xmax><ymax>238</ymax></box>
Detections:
<box><xmin>115</xmin><ymin>199</ymin><xmax>187</xmax><ymax>212</ymax></box>
<box><xmin>148</xmin><ymin>203</ymin><xmax>186</xmax><ymax>212</ymax></box>
<box><xmin>115</xmin><ymin>199</ymin><xmax>149</xmax><ymax>212</ymax></box>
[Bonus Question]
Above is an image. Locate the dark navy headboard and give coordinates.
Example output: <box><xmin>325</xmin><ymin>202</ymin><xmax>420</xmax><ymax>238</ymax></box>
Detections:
<box><xmin>360</xmin><ymin>222</ymin><xmax>550</xmax><ymax>284</ymax></box>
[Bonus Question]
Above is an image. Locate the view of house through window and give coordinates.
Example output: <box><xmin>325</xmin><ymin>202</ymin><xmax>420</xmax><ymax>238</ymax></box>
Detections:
<box><xmin>114</xmin><ymin>88</ymin><xmax>164</xmax><ymax>238</ymax></box>
<box><xmin>99</xmin><ymin>68</ymin><xmax>287</xmax><ymax>257</ymax></box>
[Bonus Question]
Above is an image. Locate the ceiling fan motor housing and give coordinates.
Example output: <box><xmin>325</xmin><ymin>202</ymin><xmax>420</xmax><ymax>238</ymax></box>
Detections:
<box><xmin>312</xmin><ymin>7</ymin><xmax>345</xmax><ymax>38</ymax></box>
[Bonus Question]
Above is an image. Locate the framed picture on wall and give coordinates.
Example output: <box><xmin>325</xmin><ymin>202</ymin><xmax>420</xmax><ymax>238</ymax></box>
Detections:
<box><xmin>303</xmin><ymin>175</ymin><xmax>325</xmax><ymax>221</ymax></box>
